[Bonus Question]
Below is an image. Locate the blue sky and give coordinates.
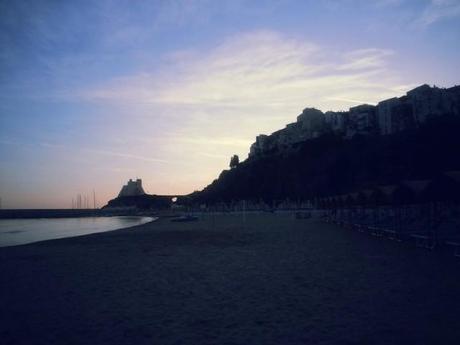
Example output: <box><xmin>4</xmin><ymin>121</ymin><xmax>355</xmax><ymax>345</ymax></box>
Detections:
<box><xmin>1</xmin><ymin>0</ymin><xmax>459</xmax><ymax>208</ymax></box>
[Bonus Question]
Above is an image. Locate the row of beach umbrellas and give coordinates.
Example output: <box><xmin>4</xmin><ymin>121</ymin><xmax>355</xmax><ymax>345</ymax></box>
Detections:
<box><xmin>318</xmin><ymin>171</ymin><xmax>460</xmax><ymax>208</ymax></box>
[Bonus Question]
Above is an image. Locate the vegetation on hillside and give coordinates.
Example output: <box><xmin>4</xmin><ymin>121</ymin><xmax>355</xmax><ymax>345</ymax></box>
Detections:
<box><xmin>180</xmin><ymin>116</ymin><xmax>460</xmax><ymax>205</ymax></box>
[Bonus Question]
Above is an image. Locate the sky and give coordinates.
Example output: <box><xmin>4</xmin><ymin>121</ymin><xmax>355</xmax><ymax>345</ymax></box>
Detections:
<box><xmin>0</xmin><ymin>0</ymin><xmax>459</xmax><ymax>209</ymax></box>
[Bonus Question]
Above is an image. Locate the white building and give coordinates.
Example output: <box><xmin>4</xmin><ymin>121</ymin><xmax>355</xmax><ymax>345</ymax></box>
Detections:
<box><xmin>296</xmin><ymin>108</ymin><xmax>326</xmax><ymax>139</ymax></box>
<box><xmin>407</xmin><ymin>84</ymin><xmax>451</xmax><ymax>125</ymax></box>
<box><xmin>324</xmin><ymin>111</ymin><xmax>346</xmax><ymax>133</ymax></box>
<box><xmin>247</xmin><ymin>84</ymin><xmax>460</xmax><ymax>159</ymax></box>
<box><xmin>377</xmin><ymin>97</ymin><xmax>400</xmax><ymax>135</ymax></box>
<box><xmin>346</xmin><ymin>104</ymin><xmax>377</xmax><ymax>138</ymax></box>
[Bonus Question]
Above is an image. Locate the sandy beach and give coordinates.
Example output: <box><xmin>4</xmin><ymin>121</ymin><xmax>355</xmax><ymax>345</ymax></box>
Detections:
<box><xmin>1</xmin><ymin>213</ymin><xmax>459</xmax><ymax>345</ymax></box>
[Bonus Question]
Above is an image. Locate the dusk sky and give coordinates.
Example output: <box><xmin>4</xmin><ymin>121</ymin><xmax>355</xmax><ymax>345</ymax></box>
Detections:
<box><xmin>1</xmin><ymin>0</ymin><xmax>459</xmax><ymax>208</ymax></box>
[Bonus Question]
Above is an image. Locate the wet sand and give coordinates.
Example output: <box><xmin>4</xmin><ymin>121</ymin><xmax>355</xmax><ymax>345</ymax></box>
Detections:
<box><xmin>1</xmin><ymin>213</ymin><xmax>459</xmax><ymax>345</ymax></box>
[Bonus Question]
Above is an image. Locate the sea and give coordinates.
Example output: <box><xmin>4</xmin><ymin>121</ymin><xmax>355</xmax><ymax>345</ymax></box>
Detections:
<box><xmin>0</xmin><ymin>216</ymin><xmax>156</xmax><ymax>247</ymax></box>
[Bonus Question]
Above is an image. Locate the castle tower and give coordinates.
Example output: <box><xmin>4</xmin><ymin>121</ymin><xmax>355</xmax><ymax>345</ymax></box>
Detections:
<box><xmin>118</xmin><ymin>178</ymin><xmax>146</xmax><ymax>197</ymax></box>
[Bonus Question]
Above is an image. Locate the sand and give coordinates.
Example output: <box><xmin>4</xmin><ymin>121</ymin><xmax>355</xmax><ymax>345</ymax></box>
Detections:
<box><xmin>1</xmin><ymin>213</ymin><xmax>460</xmax><ymax>345</ymax></box>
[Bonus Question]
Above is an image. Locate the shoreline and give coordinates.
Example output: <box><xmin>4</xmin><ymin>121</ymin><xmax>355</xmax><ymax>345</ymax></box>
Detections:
<box><xmin>0</xmin><ymin>215</ymin><xmax>158</xmax><ymax>249</ymax></box>
<box><xmin>0</xmin><ymin>208</ymin><xmax>161</xmax><ymax>219</ymax></box>
<box><xmin>1</xmin><ymin>213</ymin><xmax>459</xmax><ymax>344</ymax></box>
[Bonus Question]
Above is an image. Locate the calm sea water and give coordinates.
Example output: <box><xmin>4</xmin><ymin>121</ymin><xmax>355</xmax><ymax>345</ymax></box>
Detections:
<box><xmin>0</xmin><ymin>216</ymin><xmax>156</xmax><ymax>247</ymax></box>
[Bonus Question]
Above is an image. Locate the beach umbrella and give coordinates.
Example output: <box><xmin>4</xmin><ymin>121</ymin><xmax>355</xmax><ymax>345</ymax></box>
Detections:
<box><xmin>423</xmin><ymin>171</ymin><xmax>460</xmax><ymax>203</ymax></box>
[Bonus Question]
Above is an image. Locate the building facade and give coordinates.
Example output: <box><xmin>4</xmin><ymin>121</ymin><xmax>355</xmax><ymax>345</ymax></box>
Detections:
<box><xmin>248</xmin><ymin>84</ymin><xmax>460</xmax><ymax>159</ymax></box>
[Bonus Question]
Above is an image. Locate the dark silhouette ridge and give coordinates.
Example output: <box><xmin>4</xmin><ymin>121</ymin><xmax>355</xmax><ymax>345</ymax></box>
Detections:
<box><xmin>103</xmin><ymin>194</ymin><xmax>172</xmax><ymax>210</ymax></box>
<box><xmin>179</xmin><ymin>84</ymin><xmax>460</xmax><ymax>206</ymax></box>
<box><xmin>102</xmin><ymin>178</ymin><xmax>181</xmax><ymax>210</ymax></box>
<box><xmin>248</xmin><ymin>84</ymin><xmax>460</xmax><ymax>159</ymax></box>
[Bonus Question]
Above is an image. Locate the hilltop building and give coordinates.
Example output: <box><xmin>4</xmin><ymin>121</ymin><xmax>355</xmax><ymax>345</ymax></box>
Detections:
<box><xmin>297</xmin><ymin>108</ymin><xmax>326</xmax><ymax>139</ymax></box>
<box><xmin>376</xmin><ymin>96</ymin><xmax>414</xmax><ymax>135</ymax></box>
<box><xmin>118</xmin><ymin>179</ymin><xmax>146</xmax><ymax>197</ymax></box>
<box><xmin>377</xmin><ymin>97</ymin><xmax>399</xmax><ymax>135</ymax></box>
<box><xmin>324</xmin><ymin>111</ymin><xmax>346</xmax><ymax>133</ymax></box>
<box><xmin>248</xmin><ymin>84</ymin><xmax>460</xmax><ymax>158</ymax></box>
<box><xmin>249</xmin><ymin>134</ymin><xmax>269</xmax><ymax>157</ymax></box>
<box><xmin>345</xmin><ymin>104</ymin><xmax>377</xmax><ymax>138</ymax></box>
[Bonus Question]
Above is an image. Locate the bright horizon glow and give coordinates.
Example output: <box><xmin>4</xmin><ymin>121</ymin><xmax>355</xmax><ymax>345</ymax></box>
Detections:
<box><xmin>1</xmin><ymin>0</ymin><xmax>459</xmax><ymax>208</ymax></box>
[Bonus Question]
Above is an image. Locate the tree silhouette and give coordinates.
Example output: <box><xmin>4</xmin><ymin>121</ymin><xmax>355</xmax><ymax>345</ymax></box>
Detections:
<box><xmin>229</xmin><ymin>154</ymin><xmax>239</xmax><ymax>169</ymax></box>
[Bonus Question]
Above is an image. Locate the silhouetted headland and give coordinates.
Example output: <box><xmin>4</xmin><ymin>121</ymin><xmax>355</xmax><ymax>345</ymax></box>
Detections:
<box><xmin>180</xmin><ymin>84</ymin><xmax>460</xmax><ymax>205</ymax></box>
<box><xmin>102</xmin><ymin>178</ymin><xmax>178</xmax><ymax>211</ymax></box>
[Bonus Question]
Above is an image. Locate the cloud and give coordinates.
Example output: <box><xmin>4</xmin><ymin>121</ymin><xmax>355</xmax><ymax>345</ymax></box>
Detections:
<box><xmin>0</xmin><ymin>137</ymin><xmax>170</xmax><ymax>165</ymax></box>
<box><xmin>323</xmin><ymin>0</ymin><xmax>405</xmax><ymax>9</ymax></box>
<box><xmin>175</xmin><ymin>137</ymin><xmax>252</xmax><ymax>148</ymax></box>
<box><xmin>319</xmin><ymin>0</ymin><xmax>459</xmax><ymax>29</ymax></box>
<box><xmin>338</xmin><ymin>48</ymin><xmax>394</xmax><ymax>71</ymax></box>
<box><xmin>79</xmin><ymin>30</ymin><xmax>405</xmax><ymax>111</ymax></box>
<box><xmin>415</xmin><ymin>0</ymin><xmax>460</xmax><ymax>26</ymax></box>
<box><xmin>6</xmin><ymin>29</ymin><xmax>414</xmax><ymax>169</ymax></box>
<box><xmin>81</xmin><ymin>148</ymin><xmax>170</xmax><ymax>164</ymax></box>
<box><xmin>73</xmin><ymin>29</ymin><xmax>411</xmax><ymax>163</ymax></box>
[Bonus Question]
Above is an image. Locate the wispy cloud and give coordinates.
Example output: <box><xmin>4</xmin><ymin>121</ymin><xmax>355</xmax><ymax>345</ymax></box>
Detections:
<box><xmin>78</xmin><ymin>30</ymin><xmax>405</xmax><ymax>112</ymax></box>
<box><xmin>68</xmin><ymin>29</ymin><xmax>417</xmax><ymax>173</ymax></box>
<box><xmin>0</xmin><ymin>138</ymin><xmax>170</xmax><ymax>164</ymax></box>
<box><xmin>175</xmin><ymin>137</ymin><xmax>252</xmax><ymax>148</ymax></box>
<box><xmin>337</xmin><ymin>48</ymin><xmax>394</xmax><ymax>71</ymax></box>
<box><xmin>2</xmin><ymin>28</ymin><xmax>419</xmax><ymax>205</ymax></box>
<box><xmin>69</xmin><ymin>29</ymin><xmax>416</xmax><ymax>168</ymax></box>
<box><xmin>415</xmin><ymin>0</ymin><xmax>460</xmax><ymax>26</ymax></box>
<box><xmin>319</xmin><ymin>0</ymin><xmax>460</xmax><ymax>29</ymax></box>
<box><xmin>81</xmin><ymin>148</ymin><xmax>170</xmax><ymax>164</ymax></box>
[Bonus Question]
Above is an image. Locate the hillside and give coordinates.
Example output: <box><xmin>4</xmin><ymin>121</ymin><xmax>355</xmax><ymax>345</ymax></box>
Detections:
<box><xmin>103</xmin><ymin>194</ymin><xmax>172</xmax><ymax>210</ymax></box>
<box><xmin>182</xmin><ymin>112</ymin><xmax>460</xmax><ymax>205</ymax></box>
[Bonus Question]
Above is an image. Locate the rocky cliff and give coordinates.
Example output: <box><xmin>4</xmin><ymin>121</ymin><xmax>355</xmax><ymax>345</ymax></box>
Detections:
<box><xmin>182</xmin><ymin>84</ymin><xmax>460</xmax><ymax>205</ymax></box>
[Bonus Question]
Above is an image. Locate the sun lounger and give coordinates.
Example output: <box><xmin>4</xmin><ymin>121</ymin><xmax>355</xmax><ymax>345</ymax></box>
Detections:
<box><xmin>411</xmin><ymin>234</ymin><xmax>435</xmax><ymax>250</ymax></box>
